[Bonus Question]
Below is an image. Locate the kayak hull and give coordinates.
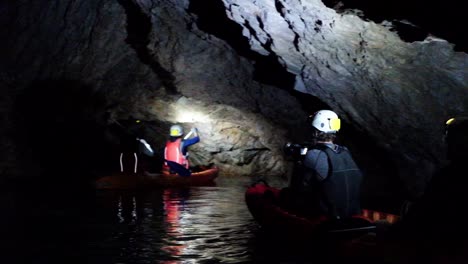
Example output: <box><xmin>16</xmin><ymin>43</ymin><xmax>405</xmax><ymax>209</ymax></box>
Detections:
<box><xmin>95</xmin><ymin>167</ymin><xmax>219</xmax><ymax>189</ymax></box>
<box><xmin>245</xmin><ymin>183</ymin><xmax>396</xmax><ymax>242</ymax></box>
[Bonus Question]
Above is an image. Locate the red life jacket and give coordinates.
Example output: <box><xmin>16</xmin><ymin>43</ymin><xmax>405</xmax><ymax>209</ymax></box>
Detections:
<box><xmin>164</xmin><ymin>138</ymin><xmax>189</xmax><ymax>169</ymax></box>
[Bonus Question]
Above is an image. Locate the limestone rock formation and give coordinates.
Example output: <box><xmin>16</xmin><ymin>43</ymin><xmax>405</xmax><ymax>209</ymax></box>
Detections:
<box><xmin>0</xmin><ymin>0</ymin><xmax>466</xmax><ymax>198</ymax></box>
<box><xmin>221</xmin><ymin>0</ymin><xmax>468</xmax><ymax>195</ymax></box>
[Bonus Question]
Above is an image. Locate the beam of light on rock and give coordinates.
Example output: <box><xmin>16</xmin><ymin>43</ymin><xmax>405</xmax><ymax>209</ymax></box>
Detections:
<box><xmin>175</xmin><ymin>110</ymin><xmax>209</xmax><ymax>123</ymax></box>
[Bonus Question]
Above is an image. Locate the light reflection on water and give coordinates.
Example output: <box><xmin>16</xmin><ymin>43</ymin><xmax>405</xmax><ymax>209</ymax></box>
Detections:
<box><xmin>91</xmin><ymin>185</ymin><xmax>258</xmax><ymax>263</ymax></box>
<box><xmin>1</xmin><ymin>177</ymin><xmax>280</xmax><ymax>264</ymax></box>
<box><xmin>156</xmin><ymin>186</ymin><xmax>255</xmax><ymax>263</ymax></box>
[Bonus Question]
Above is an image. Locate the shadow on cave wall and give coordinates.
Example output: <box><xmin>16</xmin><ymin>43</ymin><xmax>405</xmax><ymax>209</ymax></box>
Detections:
<box><xmin>14</xmin><ymin>79</ymin><xmax>116</xmax><ymax>185</ymax></box>
<box><xmin>188</xmin><ymin>0</ymin><xmax>296</xmax><ymax>90</ymax></box>
<box><xmin>117</xmin><ymin>0</ymin><xmax>178</xmax><ymax>94</ymax></box>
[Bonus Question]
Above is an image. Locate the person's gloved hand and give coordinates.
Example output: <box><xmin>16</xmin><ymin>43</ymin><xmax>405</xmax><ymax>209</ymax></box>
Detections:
<box><xmin>138</xmin><ymin>138</ymin><xmax>154</xmax><ymax>156</ymax></box>
<box><xmin>136</xmin><ymin>138</ymin><xmax>149</xmax><ymax>144</ymax></box>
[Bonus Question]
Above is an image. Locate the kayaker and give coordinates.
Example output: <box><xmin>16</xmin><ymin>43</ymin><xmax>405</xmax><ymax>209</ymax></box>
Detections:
<box><xmin>392</xmin><ymin>116</ymin><xmax>468</xmax><ymax>243</ymax></box>
<box><xmin>110</xmin><ymin>117</ymin><xmax>154</xmax><ymax>174</ymax></box>
<box><xmin>164</xmin><ymin>124</ymin><xmax>200</xmax><ymax>172</ymax></box>
<box><xmin>379</xmin><ymin>117</ymin><xmax>468</xmax><ymax>262</ymax></box>
<box><xmin>281</xmin><ymin>110</ymin><xmax>363</xmax><ymax>220</ymax></box>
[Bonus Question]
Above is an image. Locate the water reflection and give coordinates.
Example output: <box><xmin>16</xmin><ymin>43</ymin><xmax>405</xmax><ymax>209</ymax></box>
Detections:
<box><xmin>92</xmin><ymin>184</ymin><xmax>257</xmax><ymax>263</ymax></box>
<box><xmin>162</xmin><ymin>188</ymin><xmax>187</xmax><ymax>261</ymax></box>
<box><xmin>1</xmin><ymin>179</ymin><xmax>321</xmax><ymax>264</ymax></box>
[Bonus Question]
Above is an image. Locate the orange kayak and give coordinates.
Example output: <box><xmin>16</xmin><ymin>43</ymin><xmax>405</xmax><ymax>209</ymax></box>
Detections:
<box><xmin>245</xmin><ymin>182</ymin><xmax>399</xmax><ymax>242</ymax></box>
<box><xmin>95</xmin><ymin>166</ymin><xmax>219</xmax><ymax>189</ymax></box>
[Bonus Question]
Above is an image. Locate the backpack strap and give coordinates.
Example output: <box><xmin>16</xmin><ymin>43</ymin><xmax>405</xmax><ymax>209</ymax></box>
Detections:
<box><xmin>311</xmin><ymin>144</ymin><xmax>334</xmax><ymax>179</ymax></box>
<box><xmin>311</xmin><ymin>144</ymin><xmax>340</xmax><ymax>219</ymax></box>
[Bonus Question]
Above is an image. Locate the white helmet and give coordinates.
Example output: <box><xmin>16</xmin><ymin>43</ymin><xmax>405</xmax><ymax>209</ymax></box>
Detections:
<box><xmin>311</xmin><ymin>110</ymin><xmax>341</xmax><ymax>133</ymax></box>
<box><xmin>170</xmin><ymin>124</ymin><xmax>184</xmax><ymax>137</ymax></box>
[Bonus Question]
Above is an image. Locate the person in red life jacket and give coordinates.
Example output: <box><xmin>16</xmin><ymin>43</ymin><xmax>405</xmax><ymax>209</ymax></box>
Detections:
<box><xmin>281</xmin><ymin>110</ymin><xmax>363</xmax><ymax>220</ymax></box>
<box><xmin>164</xmin><ymin>124</ymin><xmax>200</xmax><ymax>172</ymax></box>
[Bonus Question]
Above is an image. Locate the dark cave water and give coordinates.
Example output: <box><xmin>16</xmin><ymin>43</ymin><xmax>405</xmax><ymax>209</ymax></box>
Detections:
<box><xmin>0</xmin><ymin>177</ymin><xmax>329</xmax><ymax>264</ymax></box>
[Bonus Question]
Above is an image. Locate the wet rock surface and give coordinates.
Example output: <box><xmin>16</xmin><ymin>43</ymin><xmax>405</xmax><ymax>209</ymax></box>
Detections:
<box><xmin>0</xmin><ymin>0</ymin><xmax>467</xmax><ymax>199</ymax></box>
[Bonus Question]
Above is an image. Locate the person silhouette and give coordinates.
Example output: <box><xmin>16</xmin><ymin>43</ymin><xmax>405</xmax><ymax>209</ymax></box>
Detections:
<box><xmin>281</xmin><ymin>110</ymin><xmax>363</xmax><ymax>220</ymax></box>
<box><xmin>385</xmin><ymin>117</ymin><xmax>468</xmax><ymax>262</ymax></box>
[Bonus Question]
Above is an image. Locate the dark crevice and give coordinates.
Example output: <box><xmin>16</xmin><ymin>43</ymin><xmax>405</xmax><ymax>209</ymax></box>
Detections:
<box><xmin>188</xmin><ymin>0</ymin><xmax>296</xmax><ymax>90</ymax></box>
<box><xmin>275</xmin><ymin>1</ymin><xmax>301</xmax><ymax>52</ymax></box>
<box><xmin>314</xmin><ymin>19</ymin><xmax>322</xmax><ymax>33</ymax></box>
<box><xmin>293</xmin><ymin>33</ymin><xmax>300</xmax><ymax>52</ymax></box>
<box><xmin>390</xmin><ymin>20</ymin><xmax>429</xmax><ymax>43</ymax></box>
<box><xmin>117</xmin><ymin>0</ymin><xmax>178</xmax><ymax>94</ymax></box>
<box><xmin>245</xmin><ymin>147</ymin><xmax>270</xmax><ymax>151</ymax></box>
<box><xmin>255</xmin><ymin>15</ymin><xmax>264</xmax><ymax>31</ymax></box>
<box><xmin>243</xmin><ymin>19</ymin><xmax>268</xmax><ymax>51</ymax></box>
<box><xmin>251</xmin><ymin>54</ymin><xmax>293</xmax><ymax>89</ymax></box>
<box><xmin>253</xmin><ymin>16</ymin><xmax>274</xmax><ymax>52</ymax></box>
<box><xmin>188</xmin><ymin>0</ymin><xmax>256</xmax><ymax>59</ymax></box>
<box><xmin>274</xmin><ymin>0</ymin><xmax>286</xmax><ymax>17</ymax></box>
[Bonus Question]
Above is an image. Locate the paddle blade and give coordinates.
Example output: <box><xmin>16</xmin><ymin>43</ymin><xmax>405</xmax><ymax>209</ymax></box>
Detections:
<box><xmin>165</xmin><ymin>160</ymin><xmax>192</xmax><ymax>177</ymax></box>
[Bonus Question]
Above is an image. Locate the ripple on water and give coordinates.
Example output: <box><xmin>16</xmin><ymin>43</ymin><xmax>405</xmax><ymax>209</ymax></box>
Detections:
<box><xmin>0</xmin><ymin>180</ymin><xmax>294</xmax><ymax>263</ymax></box>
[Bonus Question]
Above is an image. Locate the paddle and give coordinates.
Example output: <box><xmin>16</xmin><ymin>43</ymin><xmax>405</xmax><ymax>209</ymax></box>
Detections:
<box><xmin>165</xmin><ymin>159</ymin><xmax>192</xmax><ymax>177</ymax></box>
<box><xmin>328</xmin><ymin>225</ymin><xmax>377</xmax><ymax>233</ymax></box>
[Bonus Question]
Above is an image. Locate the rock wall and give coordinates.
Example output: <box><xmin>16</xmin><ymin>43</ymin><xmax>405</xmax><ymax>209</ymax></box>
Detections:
<box><xmin>221</xmin><ymin>0</ymin><xmax>468</xmax><ymax>195</ymax></box>
<box><xmin>0</xmin><ymin>0</ymin><xmax>307</xmax><ymax>183</ymax></box>
<box><xmin>1</xmin><ymin>0</ymin><xmax>467</xmax><ymax>198</ymax></box>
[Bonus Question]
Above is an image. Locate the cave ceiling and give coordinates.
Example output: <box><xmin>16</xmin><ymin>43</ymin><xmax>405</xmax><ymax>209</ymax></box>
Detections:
<box><xmin>0</xmin><ymin>0</ymin><xmax>466</xmax><ymax>197</ymax></box>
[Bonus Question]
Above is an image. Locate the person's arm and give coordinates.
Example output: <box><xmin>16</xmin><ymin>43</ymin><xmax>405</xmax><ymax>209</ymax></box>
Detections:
<box><xmin>181</xmin><ymin>128</ymin><xmax>200</xmax><ymax>155</ymax></box>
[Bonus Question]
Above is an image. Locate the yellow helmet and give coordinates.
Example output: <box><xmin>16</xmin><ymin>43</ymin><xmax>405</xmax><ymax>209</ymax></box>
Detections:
<box><xmin>445</xmin><ymin>117</ymin><xmax>468</xmax><ymax>141</ymax></box>
<box><xmin>170</xmin><ymin>124</ymin><xmax>184</xmax><ymax>137</ymax></box>
<box><xmin>310</xmin><ymin>110</ymin><xmax>341</xmax><ymax>133</ymax></box>
<box><xmin>444</xmin><ymin>117</ymin><xmax>468</xmax><ymax>161</ymax></box>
